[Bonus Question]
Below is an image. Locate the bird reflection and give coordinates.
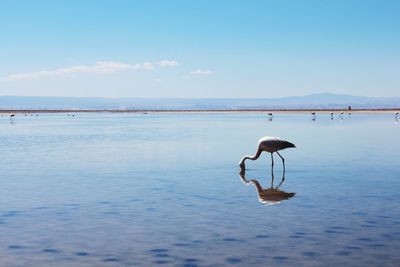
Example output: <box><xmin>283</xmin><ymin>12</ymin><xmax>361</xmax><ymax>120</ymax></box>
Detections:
<box><xmin>239</xmin><ymin>170</ymin><xmax>295</xmax><ymax>205</ymax></box>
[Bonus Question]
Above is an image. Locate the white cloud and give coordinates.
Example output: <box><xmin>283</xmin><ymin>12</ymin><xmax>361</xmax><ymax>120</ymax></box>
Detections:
<box><xmin>156</xmin><ymin>60</ymin><xmax>179</xmax><ymax>67</ymax></box>
<box><xmin>5</xmin><ymin>60</ymin><xmax>178</xmax><ymax>81</ymax></box>
<box><xmin>190</xmin><ymin>69</ymin><xmax>212</xmax><ymax>75</ymax></box>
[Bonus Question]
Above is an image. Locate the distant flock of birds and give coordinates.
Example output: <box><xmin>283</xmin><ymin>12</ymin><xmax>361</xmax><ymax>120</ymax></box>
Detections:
<box><xmin>2</xmin><ymin>113</ymin><xmax>78</xmax><ymax>122</ymax></box>
<box><xmin>266</xmin><ymin>111</ymin><xmax>399</xmax><ymax>121</ymax></box>
<box><xmin>2</xmin><ymin>111</ymin><xmax>400</xmax><ymax>122</ymax></box>
<box><xmin>3</xmin><ymin>113</ymin><xmax>39</xmax><ymax>120</ymax></box>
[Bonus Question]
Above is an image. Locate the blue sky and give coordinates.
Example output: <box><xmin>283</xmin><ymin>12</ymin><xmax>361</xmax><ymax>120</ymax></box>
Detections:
<box><xmin>0</xmin><ymin>0</ymin><xmax>399</xmax><ymax>98</ymax></box>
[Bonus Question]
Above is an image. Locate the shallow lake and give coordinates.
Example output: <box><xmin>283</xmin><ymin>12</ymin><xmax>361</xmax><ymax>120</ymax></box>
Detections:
<box><xmin>1</xmin><ymin>112</ymin><xmax>399</xmax><ymax>266</ymax></box>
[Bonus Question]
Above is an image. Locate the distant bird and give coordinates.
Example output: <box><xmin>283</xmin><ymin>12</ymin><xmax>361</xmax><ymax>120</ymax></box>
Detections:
<box><xmin>10</xmin><ymin>114</ymin><xmax>15</xmax><ymax>121</ymax></box>
<box><xmin>339</xmin><ymin>111</ymin><xmax>344</xmax><ymax>119</ymax></box>
<box><xmin>267</xmin><ymin>113</ymin><xmax>273</xmax><ymax>117</ymax></box>
<box><xmin>311</xmin><ymin>112</ymin><xmax>316</xmax><ymax>121</ymax></box>
<box><xmin>330</xmin><ymin>112</ymin><xmax>334</xmax><ymax>120</ymax></box>
<box><xmin>395</xmin><ymin>112</ymin><xmax>399</xmax><ymax>119</ymax></box>
<box><xmin>239</xmin><ymin>136</ymin><xmax>295</xmax><ymax>183</ymax></box>
<box><xmin>311</xmin><ymin>112</ymin><xmax>316</xmax><ymax>120</ymax></box>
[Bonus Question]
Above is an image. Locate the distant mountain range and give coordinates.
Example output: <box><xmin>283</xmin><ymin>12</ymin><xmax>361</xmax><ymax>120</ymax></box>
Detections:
<box><xmin>0</xmin><ymin>93</ymin><xmax>399</xmax><ymax>110</ymax></box>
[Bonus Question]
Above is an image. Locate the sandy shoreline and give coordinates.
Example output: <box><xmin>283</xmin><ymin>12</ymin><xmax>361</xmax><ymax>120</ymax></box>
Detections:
<box><xmin>0</xmin><ymin>108</ymin><xmax>399</xmax><ymax>114</ymax></box>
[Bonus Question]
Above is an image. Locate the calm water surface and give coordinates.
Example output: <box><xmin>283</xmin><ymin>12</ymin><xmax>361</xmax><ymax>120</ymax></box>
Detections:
<box><xmin>1</xmin><ymin>113</ymin><xmax>399</xmax><ymax>266</ymax></box>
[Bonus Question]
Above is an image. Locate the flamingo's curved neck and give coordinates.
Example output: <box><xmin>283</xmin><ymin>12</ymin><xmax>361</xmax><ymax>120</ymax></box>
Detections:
<box><xmin>249</xmin><ymin>147</ymin><xmax>262</xmax><ymax>160</ymax></box>
<box><xmin>239</xmin><ymin>147</ymin><xmax>262</xmax><ymax>166</ymax></box>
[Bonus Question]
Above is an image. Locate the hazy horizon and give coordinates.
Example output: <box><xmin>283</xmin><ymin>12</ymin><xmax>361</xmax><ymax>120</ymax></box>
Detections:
<box><xmin>1</xmin><ymin>92</ymin><xmax>400</xmax><ymax>100</ymax></box>
<box><xmin>1</xmin><ymin>93</ymin><xmax>399</xmax><ymax>110</ymax></box>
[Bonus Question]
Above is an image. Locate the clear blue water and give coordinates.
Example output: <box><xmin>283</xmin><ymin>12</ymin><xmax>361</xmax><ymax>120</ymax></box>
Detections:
<box><xmin>1</xmin><ymin>112</ymin><xmax>399</xmax><ymax>267</ymax></box>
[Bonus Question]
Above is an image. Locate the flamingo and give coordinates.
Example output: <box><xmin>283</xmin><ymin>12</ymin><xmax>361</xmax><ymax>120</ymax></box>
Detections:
<box><xmin>311</xmin><ymin>112</ymin><xmax>316</xmax><ymax>120</ymax></box>
<box><xmin>339</xmin><ymin>111</ymin><xmax>344</xmax><ymax>119</ymax></box>
<box><xmin>239</xmin><ymin>136</ymin><xmax>295</xmax><ymax>183</ymax></box>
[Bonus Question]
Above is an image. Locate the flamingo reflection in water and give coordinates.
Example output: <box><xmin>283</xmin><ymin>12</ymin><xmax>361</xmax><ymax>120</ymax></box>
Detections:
<box><xmin>239</xmin><ymin>170</ymin><xmax>295</xmax><ymax>205</ymax></box>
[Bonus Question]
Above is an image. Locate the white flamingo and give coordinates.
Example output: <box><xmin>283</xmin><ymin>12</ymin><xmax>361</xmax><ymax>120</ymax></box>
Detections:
<box><xmin>239</xmin><ymin>136</ymin><xmax>295</xmax><ymax>183</ymax></box>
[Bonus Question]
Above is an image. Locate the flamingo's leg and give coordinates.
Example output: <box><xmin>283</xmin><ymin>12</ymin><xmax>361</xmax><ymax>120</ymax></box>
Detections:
<box><xmin>270</xmin><ymin>153</ymin><xmax>274</xmax><ymax>188</ymax></box>
<box><xmin>276</xmin><ymin>151</ymin><xmax>285</xmax><ymax>187</ymax></box>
